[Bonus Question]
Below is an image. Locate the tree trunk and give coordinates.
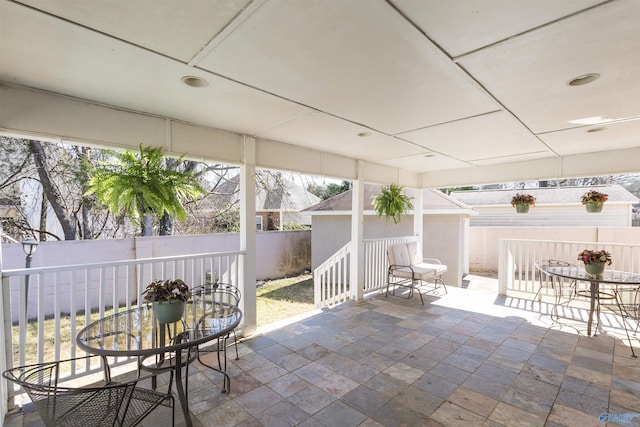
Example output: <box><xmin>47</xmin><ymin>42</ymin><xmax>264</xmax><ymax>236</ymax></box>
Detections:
<box><xmin>159</xmin><ymin>211</ymin><xmax>173</xmax><ymax>236</ymax></box>
<box><xmin>39</xmin><ymin>193</ymin><xmax>48</xmax><ymax>241</ymax></box>
<box><xmin>142</xmin><ymin>214</ymin><xmax>153</xmax><ymax>236</ymax></box>
<box><xmin>28</xmin><ymin>140</ymin><xmax>77</xmax><ymax>240</ymax></box>
<box><xmin>78</xmin><ymin>147</ymin><xmax>94</xmax><ymax>239</ymax></box>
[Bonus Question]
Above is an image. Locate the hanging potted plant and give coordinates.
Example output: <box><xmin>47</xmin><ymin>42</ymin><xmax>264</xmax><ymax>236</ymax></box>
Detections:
<box><xmin>143</xmin><ymin>279</ymin><xmax>191</xmax><ymax>323</ymax></box>
<box><xmin>577</xmin><ymin>249</ymin><xmax>612</xmax><ymax>276</ymax></box>
<box><xmin>511</xmin><ymin>193</ymin><xmax>536</xmax><ymax>213</ymax></box>
<box><xmin>372</xmin><ymin>184</ymin><xmax>414</xmax><ymax>224</ymax></box>
<box><xmin>581</xmin><ymin>190</ymin><xmax>608</xmax><ymax>213</ymax></box>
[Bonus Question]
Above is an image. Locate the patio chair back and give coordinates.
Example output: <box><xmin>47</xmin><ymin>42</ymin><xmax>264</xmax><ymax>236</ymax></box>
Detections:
<box><xmin>533</xmin><ymin>259</ymin><xmax>578</xmax><ymax>318</ymax></box>
<box><xmin>191</xmin><ymin>282</ymin><xmax>242</xmax><ymax>392</ymax></box>
<box><xmin>3</xmin><ymin>358</ymin><xmax>135</xmax><ymax>427</ymax></box>
<box><xmin>3</xmin><ymin>355</ymin><xmax>173</xmax><ymax>427</ymax></box>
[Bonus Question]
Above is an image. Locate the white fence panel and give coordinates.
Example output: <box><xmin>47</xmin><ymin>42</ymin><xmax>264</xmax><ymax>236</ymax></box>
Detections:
<box><xmin>498</xmin><ymin>239</ymin><xmax>640</xmax><ymax>296</ymax></box>
<box><xmin>2</xmin><ymin>251</ymin><xmax>244</xmax><ymax>400</ymax></box>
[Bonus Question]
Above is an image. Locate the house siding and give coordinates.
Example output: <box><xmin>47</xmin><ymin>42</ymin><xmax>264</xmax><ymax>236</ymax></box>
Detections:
<box><xmin>468</xmin><ymin>204</ymin><xmax>632</xmax><ymax>227</ymax></box>
<box><xmin>311</xmin><ymin>214</ymin><xmax>467</xmax><ymax>287</ymax></box>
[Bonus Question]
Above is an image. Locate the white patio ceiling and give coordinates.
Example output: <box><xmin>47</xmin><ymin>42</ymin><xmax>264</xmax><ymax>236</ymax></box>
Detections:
<box><xmin>0</xmin><ymin>0</ymin><xmax>639</xmax><ymax>188</ymax></box>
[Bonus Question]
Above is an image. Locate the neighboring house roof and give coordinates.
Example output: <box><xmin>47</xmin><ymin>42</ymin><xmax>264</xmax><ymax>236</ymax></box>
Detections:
<box><xmin>450</xmin><ymin>185</ymin><xmax>639</xmax><ymax>206</ymax></box>
<box><xmin>213</xmin><ymin>175</ymin><xmax>321</xmax><ymax>212</ymax></box>
<box><xmin>302</xmin><ymin>184</ymin><xmax>476</xmax><ymax>215</ymax></box>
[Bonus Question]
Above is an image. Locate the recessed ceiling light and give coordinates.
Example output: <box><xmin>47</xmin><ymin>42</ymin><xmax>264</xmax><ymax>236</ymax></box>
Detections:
<box><xmin>587</xmin><ymin>127</ymin><xmax>606</xmax><ymax>133</ymax></box>
<box><xmin>181</xmin><ymin>76</ymin><xmax>209</xmax><ymax>88</ymax></box>
<box><xmin>357</xmin><ymin>132</ymin><xmax>371</xmax><ymax>137</ymax></box>
<box><xmin>568</xmin><ymin>73</ymin><xmax>600</xmax><ymax>86</ymax></box>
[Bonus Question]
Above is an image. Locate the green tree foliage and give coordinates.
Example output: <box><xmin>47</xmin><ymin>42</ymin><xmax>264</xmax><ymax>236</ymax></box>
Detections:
<box><xmin>87</xmin><ymin>145</ymin><xmax>205</xmax><ymax>236</ymax></box>
<box><xmin>307</xmin><ymin>180</ymin><xmax>351</xmax><ymax>200</ymax></box>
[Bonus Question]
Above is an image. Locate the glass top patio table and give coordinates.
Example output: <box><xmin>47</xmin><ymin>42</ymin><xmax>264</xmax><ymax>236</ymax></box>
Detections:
<box><xmin>76</xmin><ymin>299</ymin><xmax>242</xmax><ymax>427</ymax></box>
<box><xmin>540</xmin><ymin>264</ymin><xmax>640</xmax><ymax>336</ymax></box>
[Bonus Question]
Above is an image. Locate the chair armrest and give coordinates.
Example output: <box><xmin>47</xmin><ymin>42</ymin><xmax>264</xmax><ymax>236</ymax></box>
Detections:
<box><xmin>389</xmin><ymin>263</ymin><xmax>416</xmax><ymax>272</ymax></box>
<box><xmin>422</xmin><ymin>258</ymin><xmax>443</xmax><ymax>265</ymax></box>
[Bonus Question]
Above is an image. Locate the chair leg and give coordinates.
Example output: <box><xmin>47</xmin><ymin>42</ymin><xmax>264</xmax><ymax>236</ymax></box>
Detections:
<box><xmin>437</xmin><ymin>278</ymin><xmax>447</xmax><ymax>295</ymax></box>
<box><xmin>232</xmin><ymin>330</ymin><xmax>239</xmax><ymax>361</ymax></box>
<box><xmin>621</xmin><ymin>318</ymin><xmax>638</xmax><ymax>358</ymax></box>
<box><xmin>531</xmin><ymin>287</ymin><xmax>543</xmax><ymax>310</ymax></box>
<box><xmin>413</xmin><ymin>281</ymin><xmax>424</xmax><ymax>305</ymax></box>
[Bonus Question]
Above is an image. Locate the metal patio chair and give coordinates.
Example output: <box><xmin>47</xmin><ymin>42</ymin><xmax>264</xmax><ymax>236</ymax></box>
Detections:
<box><xmin>600</xmin><ymin>285</ymin><xmax>640</xmax><ymax>358</ymax></box>
<box><xmin>3</xmin><ymin>355</ymin><xmax>173</xmax><ymax>427</ymax></box>
<box><xmin>190</xmin><ymin>282</ymin><xmax>241</xmax><ymax>392</ymax></box>
<box><xmin>534</xmin><ymin>259</ymin><xmax>577</xmax><ymax>319</ymax></box>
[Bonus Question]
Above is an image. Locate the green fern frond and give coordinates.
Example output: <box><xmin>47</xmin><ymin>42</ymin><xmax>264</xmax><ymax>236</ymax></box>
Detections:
<box><xmin>372</xmin><ymin>184</ymin><xmax>414</xmax><ymax>224</ymax></box>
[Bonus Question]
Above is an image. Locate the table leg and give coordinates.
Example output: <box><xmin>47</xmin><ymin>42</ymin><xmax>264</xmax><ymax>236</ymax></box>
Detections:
<box><xmin>174</xmin><ymin>349</ymin><xmax>192</xmax><ymax>427</ymax></box>
<box><xmin>587</xmin><ymin>281</ymin><xmax>597</xmax><ymax>336</ymax></box>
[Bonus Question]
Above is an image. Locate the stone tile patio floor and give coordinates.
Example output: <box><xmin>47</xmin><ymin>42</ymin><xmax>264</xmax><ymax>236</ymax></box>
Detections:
<box><xmin>6</xmin><ymin>275</ymin><xmax>640</xmax><ymax>427</ymax></box>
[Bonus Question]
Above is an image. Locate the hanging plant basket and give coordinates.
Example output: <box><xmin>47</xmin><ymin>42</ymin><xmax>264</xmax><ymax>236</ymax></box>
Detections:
<box><xmin>581</xmin><ymin>190</ymin><xmax>607</xmax><ymax>213</ymax></box>
<box><xmin>511</xmin><ymin>193</ymin><xmax>535</xmax><ymax>213</ymax></box>
<box><xmin>372</xmin><ymin>184</ymin><xmax>414</xmax><ymax>224</ymax></box>
<box><xmin>585</xmin><ymin>202</ymin><xmax>604</xmax><ymax>213</ymax></box>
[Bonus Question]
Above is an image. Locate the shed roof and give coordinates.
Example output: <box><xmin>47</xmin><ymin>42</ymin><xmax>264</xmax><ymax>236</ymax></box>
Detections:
<box><xmin>450</xmin><ymin>185</ymin><xmax>639</xmax><ymax>206</ymax></box>
<box><xmin>303</xmin><ymin>184</ymin><xmax>475</xmax><ymax>215</ymax></box>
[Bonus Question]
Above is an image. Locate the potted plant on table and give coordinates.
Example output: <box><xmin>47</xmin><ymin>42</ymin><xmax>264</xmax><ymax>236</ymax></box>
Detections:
<box><xmin>581</xmin><ymin>190</ymin><xmax>608</xmax><ymax>213</ymax></box>
<box><xmin>577</xmin><ymin>249</ymin><xmax>612</xmax><ymax>277</ymax></box>
<box><xmin>143</xmin><ymin>279</ymin><xmax>191</xmax><ymax>323</ymax></box>
<box><xmin>511</xmin><ymin>193</ymin><xmax>536</xmax><ymax>213</ymax></box>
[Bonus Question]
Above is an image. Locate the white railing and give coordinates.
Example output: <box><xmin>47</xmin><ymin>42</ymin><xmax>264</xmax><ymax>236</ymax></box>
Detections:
<box><xmin>1</xmin><ymin>250</ymin><xmax>244</xmax><ymax>395</ymax></box>
<box><xmin>314</xmin><ymin>242</ymin><xmax>351</xmax><ymax>308</ymax></box>
<box><xmin>314</xmin><ymin>236</ymin><xmax>418</xmax><ymax>308</ymax></box>
<box><xmin>363</xmin><ymin>236</ymin><xmax>419</xmax><ymax>294</ymax></box>
<box><xmin>498</xmin><ymin>238</ymin><xmax>640</xmax><ymax>296</ymax></box>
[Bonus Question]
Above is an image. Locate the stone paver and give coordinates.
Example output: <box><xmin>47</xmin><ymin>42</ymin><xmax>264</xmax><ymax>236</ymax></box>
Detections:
<box><xmin>6</xmin><ymin>282</ymin><xmax>640</xmax><ymax>427</ymax></box>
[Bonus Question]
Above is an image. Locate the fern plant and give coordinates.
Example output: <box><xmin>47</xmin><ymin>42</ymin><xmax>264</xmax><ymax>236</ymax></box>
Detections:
<box><xmin>86</xmin><ymin>145</ymin><xmax>204</xmax><ymax>236</ymax></box>
<box><xmin>372</xmin><ymin>184</ymin><xmax>413</xmax><ymax>224</ymax></box>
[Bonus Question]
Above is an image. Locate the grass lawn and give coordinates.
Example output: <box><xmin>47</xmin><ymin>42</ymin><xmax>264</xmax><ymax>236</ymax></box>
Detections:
<box><xmin>12</xmin><ymin>275</ymin><xmax>315</xmax><ymax>366</ymax></box>
<box><xmin>256</xmin><ymin>274</ymin><xmax>314</xmax><ymax>327</ymax></box>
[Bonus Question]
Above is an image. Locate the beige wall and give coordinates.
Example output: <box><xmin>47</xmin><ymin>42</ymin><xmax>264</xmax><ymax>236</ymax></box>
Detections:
<box><xmin>2</xmin><ymin>231</ymin><xmax>311</xmax><ymax>280</ymax></box>
<box><xmin>311</xmin><ymin>214</ymin><xmax>469</xmax><ymax>286</ymax></box>
<box><xmin>469</xmin><ymin>226</ymin><xmax>640</xmax><ymax>271</ymax></box>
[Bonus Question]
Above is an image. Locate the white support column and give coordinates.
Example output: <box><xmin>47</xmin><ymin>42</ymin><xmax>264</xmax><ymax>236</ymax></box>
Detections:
<box><xmin>350</xmin><ymin>163</ymin><xmax>365</xmax><ymax>302</ymax></box>
<box><xmin>0</xmin><ymin>223</ymin><xmax>8</xmax><ymax>420</ymax></box>
<box><xmin>413</xmin><ymin>188</ymin><xmax>424</xmax><ymax>250</ymax></box>
<box><xmin>240</xmin><ymin>137</ymin><xmax>257</xmax><ymax>336</ymax></box>
<box><xmin>498</xmin><ymin>239</ymin><xmax>513</xmax><ymax>295</ymax></box>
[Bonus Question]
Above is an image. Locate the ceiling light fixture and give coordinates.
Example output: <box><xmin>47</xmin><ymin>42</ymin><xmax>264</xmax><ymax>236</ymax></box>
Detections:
<box><xmin>181</xmin><ymin>76</ymin><xmax>209</xmax><ymax>88</ymax></box>
<box><xmin>567</xmin><ymin>73</ymin><xmax>600</xmax><ymax>86</ymax></box>
<box><xmin>569</xmin><ymin>115</ymin><xmax>640</xmax><ymax>125</ymax></box>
